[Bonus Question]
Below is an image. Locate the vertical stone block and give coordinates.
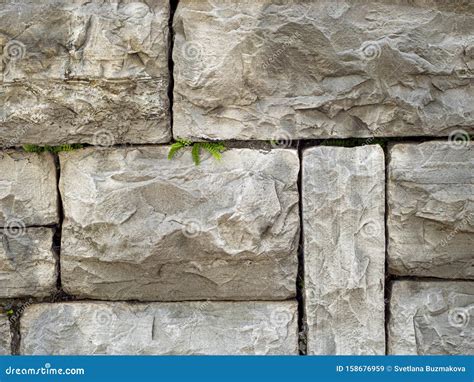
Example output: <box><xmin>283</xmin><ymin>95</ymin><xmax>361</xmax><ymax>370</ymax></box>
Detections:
<box><xmin>0</xmin><ymin>315</ymin><xmax>11</xmax><ymax>355</ymax></box>
<box><xmin>303</xmin><ymin>145</ymin><xmax>385</xmax><ymax>354</ymax></box>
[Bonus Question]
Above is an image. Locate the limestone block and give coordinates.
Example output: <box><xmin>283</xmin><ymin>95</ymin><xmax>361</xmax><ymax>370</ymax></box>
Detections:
<box><xmin>388</xmin><ymin>141</ymin><xmax>473</xmax><ymax>279</ymax></box>
<box><xmin>0</xmin><ymin>0</ymin><xmax>170</xmax><ymax>146</ymax></box>
<box><xmin>0</xmin><ymin>315</ymin><xmax>11</xmax><ymax>355</ymax></box>
<box><xmin>20</xmin><ymin>301</ymin><xmax>298</xmax><ymax>355</ymax></box>
<box><xmin>303</xmin><ymin>145</ymin><xmax>385</xmax><ymax>354</ymax></box>
<box><xmin>0</xmin><ymin>227</ymin><xmax>57</xmax><ymax>298</ymax></box>
<box><xmin>0</xmin><ymin>151</ymin><xmax>58</xmax><ymax>226</ymax></box>
<box><xmin>388</xmin><ymin>281</ymin><xmax>474</xmax><ymax>355</ymax></box>
<box><xmin>173</xmin><ymin>0</ymin><xmax>474</xmax><ymax>140</ymax></box>
<box><xmin>59</xmin><ymin>147</ymin><xmax>299</xmax><ymax>301</ymax></box>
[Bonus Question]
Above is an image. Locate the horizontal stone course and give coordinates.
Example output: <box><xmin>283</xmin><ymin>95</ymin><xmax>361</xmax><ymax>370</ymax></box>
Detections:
<box><xmin>0</xmin><ymin>315</ymin><xmax>11</xmax><ymax>355</ymax></box>
<box><xmin>20</xmin><ymin>301</ymin><xmax>298</xmax><ymax>355</ymax></box>
<box><xmin>59</xmin><ymin>147</ymin><xmax>300</xmax><ymax>301</ymax></box>
<box><xmin>388</xmin><ymin>141</ymin><xmax>473</xmax><ymax>279</ymax></box>
<box><xmin>388</xmin><ymin>281</ymin><xmax>474</xmax><ymax>355</ymax></box>
<box><xmin>173</xmin><ymin>0</ymin><xmax>474</xmax><ymax>141</ymax></box>
<box><xmin>303</xmin><ymin>145</ymin><xmax>386</xmax><ymax>355</ymax></box>
<box><xmin>0</xmin><ymin>0</ymin><xmax>170</xmax><ymax>146</ymax></box>
<box><xmin>0</xmin><ymin>227</ymin><xmax>57</xmax><ymax>298</ymax></box>
<box><xmin>0</xmin><ymin>151</ymin><xmax>58</xmax><ymax>226</ymax></box>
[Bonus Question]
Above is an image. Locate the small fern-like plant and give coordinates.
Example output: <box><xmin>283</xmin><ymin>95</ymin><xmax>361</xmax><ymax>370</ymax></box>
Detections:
<box><xmin>23</xmin><ymin>144</ymin><xmax>83</xmax><ymax>153</ymax></box>
<box><xmin>168</xmin><ymin>139</ymin><xmax>226</xmax><ymax>165</ymax></box>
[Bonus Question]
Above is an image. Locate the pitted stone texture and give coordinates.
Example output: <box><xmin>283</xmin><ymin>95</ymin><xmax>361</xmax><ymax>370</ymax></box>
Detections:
<box><xmin>303</xmin><ymin>145</ymin><xmax>385</xmax><ymax>355</ymax></box>
<box><xmin>0</xmin><ymin>227</ymin><xmax>56</xmax><ymax>298</ymax></box>
<box><xmin>0</xmin><ymin>151</ymin><xmax>58</xmax><ymax>226</ymax></box>
<box><xmin>59</xmin><ymin>147</ymin><xmax>299</xmax><ymax>301</ymax></box>
<box><xmin>0</xmin><ymin>0</ymin><xmax>170</xmax><ymax>146</ymax></box>
<box><xmin>388</xmin><ymin>281</ymin><xmax>474</xmax><ymax>355</ymax></box>
<box><xmin>20</xmin><ymin>301</ymin><xmax>298</xmax><ymax>355</ymax></box>
<box><xmin>388</xmin><ymin>141</ymin><xmax>474</xmax><ymax>279</ymax></box>
<box><xmin>173</xmin><ymin>0</ymin><xmax>474</xmax><ymax>140</ymax></box>
<box><xmin>0</xmin><ymin>315</ymin><xmax>11</xmax><ymax>355</ymax></box>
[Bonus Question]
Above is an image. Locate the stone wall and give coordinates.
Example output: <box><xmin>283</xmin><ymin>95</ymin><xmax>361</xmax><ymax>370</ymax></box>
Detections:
<box><xmin>0</xmin><ymin>0</ymin><xmax>472</xmax><ymax>355</ymax></box>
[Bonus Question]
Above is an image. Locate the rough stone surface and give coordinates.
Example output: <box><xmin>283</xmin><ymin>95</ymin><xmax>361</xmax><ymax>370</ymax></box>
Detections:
<box><xmin>0</xmin><ymin>227</ymin><xmax>56</xmax><ymax>298</ymax></box>
<box><xmin>0</xmin><ymin>314</ymin><xmax>11</xmax><ymax>355</ymax></box>
<box><xmin>388</xmin><ymin>141</ymin><xmax>473</xmax><ymax>279</ymax></box>
<box><xmin>0</xmin><ymin>0</ymin><xmax>170</xmax><ymax>146</ymax></box>
<box><xmin>173</xmin><ymin>0</ymin><xmax>474</xmax><ymax>141</ymax></box>
<box><xmin>59</xmin><ymin>147</ymin><xmax>299</xmax><ymax>301</ymax></box>
<box><xmin>388</xmin><ymin>281</ymin><xmax>474</xmax><ymax>355</ymax></box>
<box><xmin>20</xmin><ymin>301</ymin><xmax>298</xmax><ymax>355</ymax></box>
<box><xmin>303</xmin><ymin>145</ymin><xmax>385</xmax><ymax>355</ymax></box>
<box><xmin>0</xmin><ymin>151</ymin><xmax>58</xmax><ymax>226</ymax></box>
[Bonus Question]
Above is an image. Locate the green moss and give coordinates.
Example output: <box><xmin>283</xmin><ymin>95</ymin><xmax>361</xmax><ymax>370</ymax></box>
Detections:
<box><xmin>320</xmin><ymin>138</ymin><xmax>388</xmax><ymax>148</ymax></box>
<box><xmin>168</xmin><ymin>139</ymin><xmax>226</xmax><ymax>166</ymax></box>
<box><xmin>22</xmin><ymin>144</ymin><xmax>83</xmax><ymax>153</ymax></box>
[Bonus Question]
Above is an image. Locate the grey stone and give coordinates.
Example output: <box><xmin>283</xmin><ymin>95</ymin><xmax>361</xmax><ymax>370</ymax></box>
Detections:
<box><xmin>388</xmin><ymin>141</ymin><xmax>473</xmax><ymax>279</ymax></box>
<box><xmin>20</xmin><ymin>301</ymin><xmax>298</xmax><ymax>355</ymax></box>
<box><xmin>303</xmin><ymin>145</ymin><xmax>385</xmax><ymax>355</ymax></box>
<box><xmin>173</xmin><ymin>0</ymin><xmax>474</xmax><ymax>141</ymax></box>
<box><xmin>0</xmin><ymin>314</ymin><xmax>11</xmax><ymax>355</ymax></box>
<box><xmin>59</xmin><ymin>147</ymin><xmax>299</xmax><ymax>301</ymax></box>
<box><xmin>388</xmin><ymin>281</ymin><xmax>474</xmax><ymax>355</ymax></box>
<box><xmin>0</xmin><ymin>0</ymin><xmax>170</xmax><ymax>146</ymax></box>
<box><xmin>0</xmin><ymin>151</ymin><xmax>58</xmax><ymax>226</ymax></box>
<box><xmin>0</xmin><ymin>227</ymin><xmax>57</xmax><ymax>298</ymax></box>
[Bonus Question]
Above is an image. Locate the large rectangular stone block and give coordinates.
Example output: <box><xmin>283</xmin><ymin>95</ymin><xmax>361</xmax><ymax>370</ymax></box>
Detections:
<box><xmin>173</xmin><ymin>0</ymin><xmax>473</xmax><ymax>140</ymax></box>
<box><xmin>303</xmin><ymin>145</ymin><xmax>385</xmax><ymax>355</ymax></box>
<box><xmin>0</xmin><ymin>151</ymin><xmax>58</xmax><ymax>226</ymax></box>
<box><xmin>20</xmin><ymin>301</ymin><xmax>298</xmax><ymax>355</ymax></box>
<box><xmin>388</xmin><ymin>281</ymin><xmax>474</xmax><ymax>355</ymax></box>
<box><xmin>0</xmin><ymin>227</ymin><xmax>57</xmax><ymax>298</ymax></box>
<box><xmin>59</xmin><ymin>147</ymin><xmax>299</xmax><ymax>301</ymax></box>
<box><xmin>0</xmin><ymin>0</ymin><xmax>170</xmax><ymax>146</ymax></box>
<box><xmin>0</xmin><ymin>315</ymin><xmax>11</xmax><ymax>355</ymax></box>
<box><xmin>388</xmin><ymin>141</ymin><xmax>473</xmax><ymax>279</ymax></box>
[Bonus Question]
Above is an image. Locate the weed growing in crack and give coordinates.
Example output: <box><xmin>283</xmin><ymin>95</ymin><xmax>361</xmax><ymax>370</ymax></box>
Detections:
<box><xmin>168</xmin><ymin>139</ymin><xmax>226</xmax><ymax>165</ymax></box>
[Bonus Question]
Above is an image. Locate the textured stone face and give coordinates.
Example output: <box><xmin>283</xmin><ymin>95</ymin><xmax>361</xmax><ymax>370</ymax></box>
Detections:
<box><xmin>0</xmin><ymin>151</ymin><xmax>58</xmax><ymax>226</ymax></box>
<box><xmin>388</xmin><ymin>281</ymin><xmax>474</xmax><ymax>355</ymax></box>
<box><xmin>173</xmin><ymin>0</ymin><xmax>474</xmax><ymax>141</ymax></box>
<box><xmin>0</xmin><ymin>315</ymin><xmax>11</xmax><ymax>355</ymax></box>
<box><xmin>388</xmin><ymin>141</ymin><xmax>473</xmax><ymax>279</ymax></box>
<box><xmin>20</xmin><ymin>301</ymin><xmax>298</xmax><ymax>355</ymax></box>
<box><xmin>0</xmin><ymin>227</ymin><xmax>56</xmax><ymax>298</ymax></box>
<box><xmin>59</xmin><ymin>147</ymin><xmax>299</xmax><ymax>301</ymax></box>
<box><xmin>0</xmin><ymin>0</ymin><xmax>170</xmax><ymax>146</ymax></box>
<box><xmin>303</xmin><ymin>145</ymin><xmax>385</xmax><ymax>355</ymax></box>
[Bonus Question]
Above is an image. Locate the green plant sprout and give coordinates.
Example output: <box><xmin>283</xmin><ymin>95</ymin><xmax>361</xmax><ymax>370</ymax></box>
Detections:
<box><xmin>168</xmin><ymin>139</ymin><xmax>226</xmax><ymax>166</ymax></box>
<box><xmin>23</xmin><ymin>144</ymin><xmax>83</xmax><ymax>153</ymax></box>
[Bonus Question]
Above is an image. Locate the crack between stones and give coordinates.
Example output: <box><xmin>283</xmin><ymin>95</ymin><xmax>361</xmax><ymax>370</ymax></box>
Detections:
<box><xmin>383</xmin><ymin>143</ymin><xmax>391</xmax><ymax>355</ymax></box>
<box><xmin>168</xmin><ymin>0</ymin><xmax>178</xmax><ymax>141</ymax></box>
<box><xmin>296</xmin><ymin>142</ymin><xmax>307</xmax><ymax>355</ymax></box>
